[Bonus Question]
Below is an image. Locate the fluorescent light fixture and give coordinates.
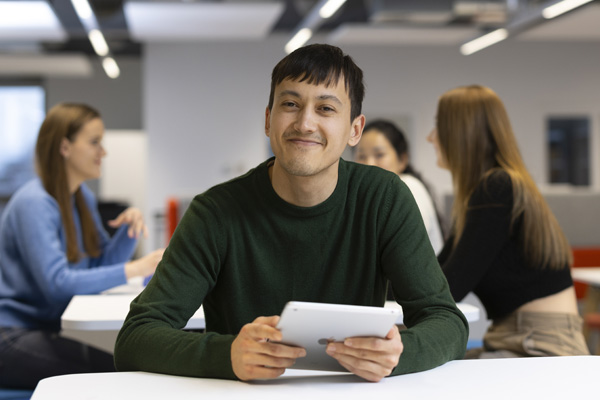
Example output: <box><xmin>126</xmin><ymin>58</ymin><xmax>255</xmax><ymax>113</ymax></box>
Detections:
<box><xmin>102</xmin><ymin>57</ymin><xmax>120</xmax><ymax>79</ymax></box>
<box><xmin>285</xmin><ymin>28</ymin><xmax>313</xmax><ymax>54</ymax></box>
<box><xmin>542</xmin><ymin>0</ymin><xmax>593</xmax><ymax>19</ymax></box>
<box><xmin>88</xmin><ymin>29</ymin><xmax>109</xmax><ymax>57</ymax></box>
<box><xmin>319</xmin><ymin>0</ymin><xmax>347</xmax><ymax>18</ymax></box>
<box><xmin>460</xmin><ymin>28</ymin><xmax>508</xmax><ymax>55</ymax></box>
<box><xmin>71</xmin><ymin>0</ymin><xmax>92</xmax><ymax>19</ymax></box>
<box><xmin>71</xmin><ymin>0</ymin><xmax>97</xmax><ymax>30</ymax></box>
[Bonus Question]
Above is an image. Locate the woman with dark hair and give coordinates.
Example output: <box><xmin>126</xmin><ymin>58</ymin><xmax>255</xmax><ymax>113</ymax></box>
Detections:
<box><xmin>0</xmin><ymin>103</ymin><xmax>163</xmax><ymax>389</ymax></box>
<box><xmin>429</xmin><ymin>85</ymin><xmax>588</xmax><ymax>358</ymax></box>
<box><xmin>355</xmin><ymin>119</ymin><xmax>444</xmax><ymax>254</ymax></box>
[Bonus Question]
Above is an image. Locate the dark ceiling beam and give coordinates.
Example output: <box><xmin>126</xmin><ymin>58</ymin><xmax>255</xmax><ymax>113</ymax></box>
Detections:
<box><xmin>45</xmin><ymin>0</ymin><xmax>140</xmax><ymax>56</ymax></box>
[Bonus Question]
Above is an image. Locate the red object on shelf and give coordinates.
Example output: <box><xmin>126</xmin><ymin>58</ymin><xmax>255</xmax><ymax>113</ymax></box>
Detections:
<box><xmin>166</xmin><ymin>198</ymin><xmax>179</xmax><ymax>244</ymax></box>
<box><xmin>572</xmin><ymin>247</ymin><xmax>600</xmax><ymax>299</ymax></box>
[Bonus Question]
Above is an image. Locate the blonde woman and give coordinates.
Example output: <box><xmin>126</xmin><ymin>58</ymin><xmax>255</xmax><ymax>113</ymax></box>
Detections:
<box><xmin>429</xmin><ymin>85</ymin><xmax>589</xmax><ymax>358</ymax></box>
<box><xmin>0</xmin><ymin>103</ymin><xmax>163</xmax><ymax>389</ymax></box>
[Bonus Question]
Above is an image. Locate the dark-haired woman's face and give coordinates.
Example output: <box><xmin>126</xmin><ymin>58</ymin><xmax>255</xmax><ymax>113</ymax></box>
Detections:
<box><xmin>354</xmin><ymin>130</ymin><xmax>407</xmax><ymax>174</ymax></box>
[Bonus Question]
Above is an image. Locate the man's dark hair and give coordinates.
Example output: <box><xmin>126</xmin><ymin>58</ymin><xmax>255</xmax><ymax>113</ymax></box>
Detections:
<box><xmin>267</xmin><ymin>44</ymin><xmax>365</xmax><ymax>121</ymax></box>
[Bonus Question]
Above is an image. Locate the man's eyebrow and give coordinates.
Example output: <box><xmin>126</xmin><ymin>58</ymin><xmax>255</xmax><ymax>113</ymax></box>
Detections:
<box><xmin>317</xmin><ymin>94</ymin><xmax>343</xmax><ymax>106</ymax></box>
<box><xmin>277</xmin><ymin>90</ymin><xmax>343</xmax><ymax>106</ymax></box>
<box><xmin>277</xmin><ymin>90</ymin><xmax>301</xmax><ymax>99</ymax></box>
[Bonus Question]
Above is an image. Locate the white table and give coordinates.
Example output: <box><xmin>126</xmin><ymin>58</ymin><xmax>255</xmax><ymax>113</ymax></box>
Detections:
<box><xmin>572</xmin><ymin>267</ymin><xmax>600</xmax><ymax>316</ymax></box>
<box><xmin>61</xmin><ymin>282</ymin><xmax>479</xmax><ymax>353</ymax></box>
<box><xmin>31</xmin><ymin>356</ymin><xmax>600</xmax><ymax>400</ymax></box>
<box><xmin>572</xmin><ymin>267</ymin><xmax>600</xmax><ymax>286</ymax></box>
<box><xmin>572</xmin><ymin>267</ymin><xmax>600</xmax><ymax>345</ymax></box>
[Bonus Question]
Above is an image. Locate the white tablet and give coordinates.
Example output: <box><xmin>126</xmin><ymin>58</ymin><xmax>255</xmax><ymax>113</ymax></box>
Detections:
<box><xmin>275</xmin><ymin>301</ymin><xmax>400</xmax><ymax>372</ymax></box>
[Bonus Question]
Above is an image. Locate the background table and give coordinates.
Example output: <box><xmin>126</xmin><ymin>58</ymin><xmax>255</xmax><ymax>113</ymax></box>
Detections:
<box><xmin>31</xmin><ymin>356</ymin><xmax>599</xmax><ymax>400</ymax></box>
<box><xmin>572</xmin><ymin>267</ymin><xmax>600</xmax><ymax>350</ymax></box>
<box><xmin>572</xmin><ymin>267</ymin><xmax>600</xmax><ymax>318</ymax></box>
<box><xmin>61</xmin><ymin>285</ymin><xmax>479</xmax><ymax>353</ymax></box>
<box><xmin>572</xmin><ymin>267</ymin><xmax>600</xmax><ymax>287</ymax></box>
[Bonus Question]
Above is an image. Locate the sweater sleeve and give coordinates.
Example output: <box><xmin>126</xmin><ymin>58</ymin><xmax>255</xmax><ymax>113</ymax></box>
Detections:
<box><xmin>380</xmin><ymin>178</ymin><xmax>468</xmax><ymax>376</ymax></box>
<box><xmin>440</xmin><ymin>171</ymin><xmax>514</xmax><ymax>302</ymax></box>
<box><xmin>12</xmin><ymin>192</ymin><xmax>127</xmax><ymax>303</ymax></box>
<box><xmin>114</xmin><ymin>194</ymin><xmax>237</xmax><ymax>380</ymax></box>
<box><xmin>82</xmin><ymin>184</ymin><xmax>138</xmax><ymax>267</ymax></box>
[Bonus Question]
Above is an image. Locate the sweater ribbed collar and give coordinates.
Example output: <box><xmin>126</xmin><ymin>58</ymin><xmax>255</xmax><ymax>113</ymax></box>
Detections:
<box><xmin>257</xmin><ymin>157</ymin><xmax>348</xmax><ymax>218</ymax></box>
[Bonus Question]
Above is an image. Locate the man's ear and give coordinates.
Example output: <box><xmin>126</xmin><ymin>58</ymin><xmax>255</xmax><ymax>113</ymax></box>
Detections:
<box><xmin>264</xmin><ymin>107</ymin><xmax>271</xmax><ymax>137</ymax></box>
<box><xmin>59</xmin><ymin>138</ymin><xmax>71</xmax><ymax>158</ymax></box>
<box><xmin>348</xmin><ymin>114</ymin><xmax>365</xmax><ymax>147</ymax></box>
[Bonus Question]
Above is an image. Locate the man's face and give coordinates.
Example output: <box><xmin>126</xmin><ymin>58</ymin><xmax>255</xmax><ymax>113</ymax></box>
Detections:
<box><xmin>265</xmin><ymin>77</ymin><xmax>364</xmax><ymax>179</ymax></box>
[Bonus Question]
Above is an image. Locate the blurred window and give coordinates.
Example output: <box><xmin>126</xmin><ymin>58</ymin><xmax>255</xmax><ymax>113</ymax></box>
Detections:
<box><xmin>547</xmin><ymin>116</ymin><xmax>590</xmax><ymax>186</ymax></box>
<box><xmin>0</xmin><ymin>83</ymin><xmax>45</xmax><ymax>215</ymax></box>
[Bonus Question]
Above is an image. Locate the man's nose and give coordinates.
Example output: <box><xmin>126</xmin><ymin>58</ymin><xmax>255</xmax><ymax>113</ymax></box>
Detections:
<box><xmin>294</xmin><ymin>108</ymin><xmax>317</xmax><ymax>134</ymax></box>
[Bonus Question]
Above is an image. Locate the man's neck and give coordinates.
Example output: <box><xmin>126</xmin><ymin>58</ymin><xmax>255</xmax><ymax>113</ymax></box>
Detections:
<box><xmin>268</xmin><ymin>160</ymin><xmax>339</xmax><ymax>207</ymax></box>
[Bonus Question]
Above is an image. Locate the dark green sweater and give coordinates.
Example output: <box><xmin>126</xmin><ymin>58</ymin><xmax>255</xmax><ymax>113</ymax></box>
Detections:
<box><xmin>115</xmin><ymin>158</ymin><xmax>467</xmax><ymax>379</ymax></box>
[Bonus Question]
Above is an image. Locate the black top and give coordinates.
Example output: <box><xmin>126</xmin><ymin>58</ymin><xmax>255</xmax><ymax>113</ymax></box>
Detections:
<box><xmin>438</xmin><ymin>170</ymin><xmax>572</xmax><ymax>320</ymax></box>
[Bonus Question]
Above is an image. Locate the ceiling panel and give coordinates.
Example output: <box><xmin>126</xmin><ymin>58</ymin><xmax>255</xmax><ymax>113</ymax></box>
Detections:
<box><xmin>0</xmin><ymin>53</ymin><xmax>92</xmax><ymax>76</ymax></box>
<box><xmin>518</xmin><ymin>3</ymin><xmax>600</xmax><ymax>41</ymax></box>
<box><xmin>123</xmin><ymin>1</ymin><xmax>285</xmax><ymax>41</ymax></box>
<box><xmin>0</xmin><ymin>1</ymin><xmax>66</xmax><ymax>41</ymax></box>
<box><xmin>330</xmin><ymin>24</ymin><xmax>479</xmax><ymax>45</ymax></box>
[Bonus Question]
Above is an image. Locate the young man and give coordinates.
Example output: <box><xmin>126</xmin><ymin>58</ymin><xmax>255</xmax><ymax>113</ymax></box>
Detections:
<box><xmin>115</xmin><ymin>44</ymin><xmax>468</xmax><ymax>382</ymax></box>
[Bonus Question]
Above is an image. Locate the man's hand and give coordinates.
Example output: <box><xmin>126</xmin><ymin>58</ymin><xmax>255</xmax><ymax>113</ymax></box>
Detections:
<box><xmin>325</xmin><ymin>325</ymin><xmax>403</xmax><ymax>382</ymax></box>
<box><xmin>231</xmin><ymin>316</ymin><xmax>306</xmax><ymax>381</ymax></box>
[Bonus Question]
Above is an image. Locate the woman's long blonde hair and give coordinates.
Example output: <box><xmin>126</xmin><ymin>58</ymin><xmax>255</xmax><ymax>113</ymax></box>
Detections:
<box><xmin>35</xmin><ymin>103</ymin><xmax>101</xmax><ymax>262</ymax></box>
<box><xmin>436</xmin><ymin>85</ymin><xmax>571</xmax><ymax>270</ymax></box>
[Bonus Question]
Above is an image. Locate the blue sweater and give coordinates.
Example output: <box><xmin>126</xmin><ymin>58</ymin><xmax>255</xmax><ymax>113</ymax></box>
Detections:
<box><xmin>0</xmin><ymin>179</ymin><xmax>137</xmax><ymax>330</ymax></box>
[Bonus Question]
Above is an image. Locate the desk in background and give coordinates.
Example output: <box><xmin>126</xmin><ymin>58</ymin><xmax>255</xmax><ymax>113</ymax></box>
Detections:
<box><xmin>572</xmin><ymin>267</ymin><xmax>600</xmax><ymax>318</ymax></box>
<box><xmin>61</xmin><ymin>283</ymin><xmax>479</xmax><ymax>353</ymax></box>
<box><xmin>572</xmin><ymin>267</ymin><xmax>600</xmax><ymax>352</ymax></box>
<box><xmin>31</xmin><ymin>356</ymin><xmax>599</xmax><ymax>400</ymax></box>
<box><xmin>572</xmin><ymin>267</ymin><xmax>600</xmax><ymax>287</ymax></box>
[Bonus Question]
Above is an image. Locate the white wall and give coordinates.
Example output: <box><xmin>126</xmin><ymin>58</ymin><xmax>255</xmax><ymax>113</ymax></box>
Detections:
<box><xmin>46</xmin><ymin>57</ymin><xmax>143</xmax><ymax>130</ymax></box>
<box><xmin>99</xmin><ymin>130</ymin><xmax>150</xmax><ymax>252</ymax></box>
<box><xmin>143</xmin><ymin>37</ymin><xmax>600</xmax><ymax>249</ymax></box>
<box><xmin>100</xmin><ymin>130</ymin><xmax>147</xmax><ymax>213</ymax></box>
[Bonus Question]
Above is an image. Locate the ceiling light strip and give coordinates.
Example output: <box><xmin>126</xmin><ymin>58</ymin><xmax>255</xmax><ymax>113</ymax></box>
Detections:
<box><xmin>70</xmin><ymin>0</ymin><xmax>119</xmax><ymax>79</ymax></box>
<box><xmin>88</xmin><ymin>29</ymin><xmax>109</xmax><ymax>57</ymax></box>
<box><xmin>102</xmin><ymin>57</ymin><xmax>120</xmax><ymax>79</ymax></box>
<box><xmin>284</xmin><ymin>0</ymin><xmax>348</xmax><ymax>54</ymax></box>
<box><xmin>542</xmin><ymin>0</ymin><xmax>594</xmax><ymax>19</ymax></box>
<box><xmin>284</xmin><ymin>28</ymin><xmax>313</xmax><ymax>54</ymax></box>
<box><xmin>460</xmin><ymin>28</ymin><xmax>508</xmax><ymax>56</ymax></box>
<box><xmin>71</xmin><ymin>0</ymin><xmax>93</xmax><ymax>21</ymax></box>
<box><xmin>319</xmin><ymin>0</ymin><xmax>347</xmax><ymax>19</ymax></box>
